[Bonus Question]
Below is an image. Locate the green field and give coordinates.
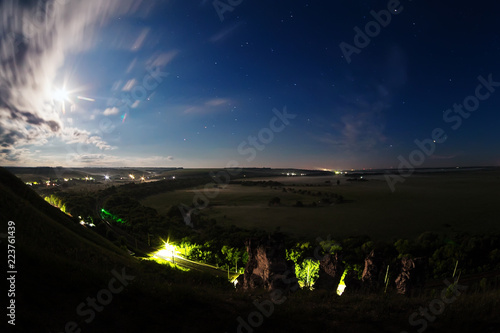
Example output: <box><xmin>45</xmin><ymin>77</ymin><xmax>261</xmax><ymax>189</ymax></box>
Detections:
<box><xmin>141</xmin><ymin>170</ymin><xmax>500</xmax><ymax>241</ymax></box>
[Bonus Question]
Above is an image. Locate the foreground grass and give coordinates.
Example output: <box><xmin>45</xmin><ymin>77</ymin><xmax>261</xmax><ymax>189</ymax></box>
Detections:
<box><xmin>231</xmin><ymin>288</ymin><xmax>500</xmax><ymax>333</ymax></box>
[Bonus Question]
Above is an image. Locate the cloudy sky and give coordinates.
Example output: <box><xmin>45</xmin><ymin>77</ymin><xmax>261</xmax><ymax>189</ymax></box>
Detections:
<box><xmin>1</xmin><ymin>0</ymin><xmax>499</xmax><ymax>169</ymax></box>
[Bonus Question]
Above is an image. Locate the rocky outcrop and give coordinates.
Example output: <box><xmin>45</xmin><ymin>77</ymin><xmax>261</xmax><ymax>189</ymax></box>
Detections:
<box><xmin>361</xmin><ymin>250</ymin><xmax>385</xmax><ymax>290</ymax></box>
<box><xmin>395</xmin><ymin>257</ymin><xmax>427</xmax><ymax>295</ymax></box>
<box><xmin>241</xmin><ymin>235</ymin><xmax>298</xmax><ymax>292</ymax></box>
<box><xmin>343</xmin><ymin>270</ymin><xmax>361</xmax><ymax>294</ymax></box>
<box><xmin>315</xmin><ymin>252</ymin><xmax>345</xmax><ymax>290</ymax></box>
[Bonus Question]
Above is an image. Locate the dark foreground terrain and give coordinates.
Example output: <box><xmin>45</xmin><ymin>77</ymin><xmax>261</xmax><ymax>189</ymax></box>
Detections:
<box><xmin>1</xmin><ymin>167</ymin><xmax>500</xmax><ymax>333</ymax></box>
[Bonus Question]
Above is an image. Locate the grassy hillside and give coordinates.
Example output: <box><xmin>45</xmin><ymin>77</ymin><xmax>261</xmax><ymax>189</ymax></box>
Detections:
<box><xmin>0</xmin><ymin>167</ymin><xmax>238</xmax><ymax>332</ymax></box>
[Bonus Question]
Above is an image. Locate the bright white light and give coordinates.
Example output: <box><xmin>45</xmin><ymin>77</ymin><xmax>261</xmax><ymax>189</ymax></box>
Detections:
<box><xmin>336</xmin><ymin>283</ymin><xmax>346</xmax><ymax>296</ymax></box>
<box><xmin>154</xmin><ymin>242</ymin><xmax>181</xmax><ymax>261</ymax></box>
<box><xmin>104</xmin><ymin>175</ymin><xmax>110</xmax><ymax>180</ymax></box>
<box><xmin>52</xmin><ymin>88</ymin><xmax>68</xmax><ymax>102</ymax></box>
<box><xmin>336</xmin><ymin>269</ymin><xmax>348</xmax><ymax>296</ymax></box>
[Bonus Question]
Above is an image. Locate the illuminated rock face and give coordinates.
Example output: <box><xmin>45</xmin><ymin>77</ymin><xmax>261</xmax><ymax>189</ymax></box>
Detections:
<box><xmin>395</xmin><ymin>257</ymin><xmax>415</xmax><ymax>295</ymax></box>
<box><xmin>241</xmin><ymin>235</ymin><xmax>297</xmax><ymax>292</ymax></box>
<box><xmin>361</xmin><ymin>250</ymin><xmax>385</xmax><ymax>290</ymax></box>
<box><xmin>395</xmin><ymin>257</ymin><xmax>427</xmax><ymax>295</ymax></box>
<box><xmin>315</xmin><ymin>253</ymin><xmax>345</xmax><ymax>290</ymax></box>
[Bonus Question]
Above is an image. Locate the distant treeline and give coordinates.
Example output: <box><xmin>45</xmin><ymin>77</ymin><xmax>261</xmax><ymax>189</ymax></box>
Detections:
<box><xmin>231</xmin><ymin>180</ymin><xmax>284</xmax><ymax>187</ymax></box>
<box><xmin>116</xmin><ymin>177</ymin><xmax>213</xmax><ymax>199</ymax></box>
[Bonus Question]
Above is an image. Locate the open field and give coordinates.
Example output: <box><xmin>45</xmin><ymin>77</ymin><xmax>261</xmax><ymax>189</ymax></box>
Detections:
<box><xmin>141</xmin><ymin>169</ymin><xmax>500</xmax><ymax>241</ymax></box>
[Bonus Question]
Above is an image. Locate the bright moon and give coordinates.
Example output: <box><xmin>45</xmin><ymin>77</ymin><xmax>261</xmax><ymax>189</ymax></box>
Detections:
<box><xmin>52</xmin><ymin>88</ymin><xmax>68</xmax><ymax>102</ymax></box>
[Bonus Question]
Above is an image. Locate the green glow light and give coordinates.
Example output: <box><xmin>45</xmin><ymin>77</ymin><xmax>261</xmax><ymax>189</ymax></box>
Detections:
<box><xmin>100</xmin><ymin>208</ymin><xmax>126</xmax><ymax>224</ymax></box>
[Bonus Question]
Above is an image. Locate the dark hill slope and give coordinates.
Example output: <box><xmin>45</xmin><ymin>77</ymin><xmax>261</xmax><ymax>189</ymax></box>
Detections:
<box><xmin>0</xmin><ymin>168</ymin><xmax>238</xmax><ymax>333</ymax></box>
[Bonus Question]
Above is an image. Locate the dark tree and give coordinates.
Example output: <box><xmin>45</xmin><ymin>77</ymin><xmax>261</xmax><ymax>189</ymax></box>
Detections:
<box><xmin>268</xmin><ymin>197</ymin><xmax>281</xmax><ymax>206</ymax></box>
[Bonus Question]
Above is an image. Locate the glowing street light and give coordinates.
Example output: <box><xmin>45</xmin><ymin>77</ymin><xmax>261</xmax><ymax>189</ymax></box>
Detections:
<box><xmin>153</xmin><ymin>242</ymin><xmax>181</xmax><ymax>263</ymax></box>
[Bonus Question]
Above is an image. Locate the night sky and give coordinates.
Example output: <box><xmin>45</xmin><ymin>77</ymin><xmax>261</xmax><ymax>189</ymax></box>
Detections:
<box><xmin>1</xmin><ymin>0</ymin><xmax>499</xmax><ymax>170</ymax></box>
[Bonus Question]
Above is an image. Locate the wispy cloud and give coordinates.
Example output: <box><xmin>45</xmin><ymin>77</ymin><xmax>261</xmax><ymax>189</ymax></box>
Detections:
<box><xmin>313</xmin><ymin>47</ymin><xmax>408</xmax><ymax>153</ymax></box>
<box><xmin>0</xmin><ymin>147</ymin><xmax>33</xmax><ymax>163</ymax></box>
<box><xmin>62</xmin><ymin>154</ymin><xmax>175</xmax><ymax>167</ymax></box>
<box><xmin>209</xmin><ymin>22</ymin><xmax>244</xmax><ymax>43</ymax></box>
<box><xmin>0</xmin><ymin>0</ymin><xmax>145</xmax><ymax>164</ymax></box>
<box><xmin>103</xmin><ymin>107</ymin><xmax>119</xmax><ymax>116</ymax></box>
<box><xmin>122</xmin><ymin>79</ymin><xmax>137</xmax><ymax>92</ymax></box>
<box><xmin>334</xmin><ymin>107</ymin><xmax>387</xmax><ymax>151</ymax></box>
<box><xmin>131</xmin><ymin>27</ymin><xmax>150</xmax><ymax>51</ymax></box>
<box><xmin>61</xmin><ymin>128</ymin><xmax>115</xmax><ymax>151</ymax></box>
<box><xmin>205</xmin><ymin>98</ymin><xmax>229</xmax><ymax>107</ymax></box>
<box><xmin>313</xmin><ymin>96</ymin><xmax>389</xmax><ymax>152</ymax></box>
<box><xmin>146</xmin><ymin>50</ymin><xmax>179</xmax><ymax>68</ymax></box>
<box><xmin>183</xmin><ymin>98</ymin><xmax>232</xmax><ymax>114</ymax></box>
